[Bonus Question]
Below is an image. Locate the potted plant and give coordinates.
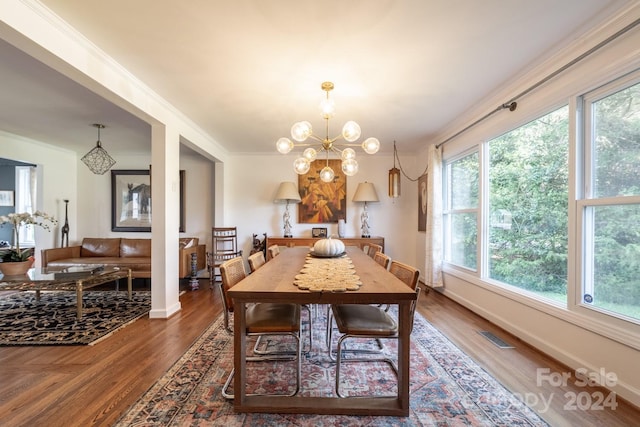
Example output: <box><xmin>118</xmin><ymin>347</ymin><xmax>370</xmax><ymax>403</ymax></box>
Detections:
<box><xmin>0</xmin><ymin>211</ymin><xmax>57</xmax><ymax>275</ymax></box>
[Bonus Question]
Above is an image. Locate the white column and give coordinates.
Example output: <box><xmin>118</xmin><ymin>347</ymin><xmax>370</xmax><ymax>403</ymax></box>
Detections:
<box><xmin>149</xmin><ymin>123</ymin><xmax>181</xmax><ymax>318</ymax></box>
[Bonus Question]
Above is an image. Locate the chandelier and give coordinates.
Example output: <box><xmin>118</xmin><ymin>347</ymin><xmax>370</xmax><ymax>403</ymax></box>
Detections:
<box><xmin>276</xmin><ymin>82</ymin><xmax>380</xmax><ymax>182</ymax></box>
<box><xmin>81</xmin><ymin>123</ymin><xmax>116</xmax><ymax>175</ymax></box>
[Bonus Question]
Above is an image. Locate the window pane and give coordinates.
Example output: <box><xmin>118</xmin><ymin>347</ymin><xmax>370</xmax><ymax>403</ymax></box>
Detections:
<box><xmin>450</xmin><ymin>152</ymin><xmax>479</xmax><ymax>210</ymax></box>
<box><xmin>592</xmin><ymin>82</ymin><xmax>640</xmax><ymax>198</ymax></box>
<box><xmin>446</xmin><ymin>212</ymin><xmax>477</xmax><ymax>269</ymax></box>
<box><xmin>585</xmin><ymin>204</ymin><xmax>640</xmax><ymax>321</ymax></box>
<box><xmin>444</xmin><ymin>152</ymin><xmax>479</xmax><ymax>270</ymax></box>
<box><xmin>488</xmin><ymin>107</ymin><xmax>569</xmax><ymax>300</ymax></box>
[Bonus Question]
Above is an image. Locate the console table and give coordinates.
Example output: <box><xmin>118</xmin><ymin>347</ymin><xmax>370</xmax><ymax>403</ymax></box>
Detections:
<box><xmin>266</xmin><ymin>236</ymin><xmax>384</xmax><ymax>255</ymax></box>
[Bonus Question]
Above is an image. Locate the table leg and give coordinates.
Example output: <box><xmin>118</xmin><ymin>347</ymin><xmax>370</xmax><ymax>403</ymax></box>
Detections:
<box><xmin>233</xmin><ymin>301</ymin><xmax>247</xmax><ymax>408</ymax></box>
<box><xmin>76</xmin><ymin>280</ymin><xmax>84</xmax><ymax>320</ymax></box>
<box><xmin>397</xmin><ymin>301</ymin><xmax>411</xmax><ymax>414</ymax></box>
<box><xmin>127</xmin><ymin>269</ymin><xmax>132</xmax><ymax>300</ymax></box>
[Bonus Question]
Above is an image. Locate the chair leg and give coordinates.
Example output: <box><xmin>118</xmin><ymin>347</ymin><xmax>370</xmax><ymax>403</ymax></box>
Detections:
<box><xmin>335</xmin><ymin>334</ymin><xmax>398</xmax><ymax>398</ymax></box>
<box><xmin>254</xmin><ymin>305</ymin><xmax>312</xmax><ymax>354</ymax></box>
<box><xmin>222</xmin><ymin>331</ymin><xmax>301</xmax><ymax>400</ymax></box>
<box><xmin>326</xmin><ymin>306</ymin><xmax>385</xmax><ymax>361</ymax></box>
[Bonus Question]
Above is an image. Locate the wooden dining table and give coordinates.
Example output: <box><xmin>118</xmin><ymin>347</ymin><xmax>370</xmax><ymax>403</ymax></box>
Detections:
<box><xmin>228</xmin><ymin>245</ymin><xmax>417</xmax><ymax>416</ymax></box>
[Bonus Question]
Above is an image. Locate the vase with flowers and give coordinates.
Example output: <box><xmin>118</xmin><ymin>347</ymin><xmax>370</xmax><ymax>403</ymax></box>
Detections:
<box><xmin>0</xmin><ymin>211</ymin><xmax>57</xmax><ymax>276</ymax></box>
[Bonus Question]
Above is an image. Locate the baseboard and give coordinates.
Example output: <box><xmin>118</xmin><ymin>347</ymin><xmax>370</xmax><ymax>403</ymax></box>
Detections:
<box><xmin>439</xmin><ymin>288</ymin><xmax>640</xmax><ymax>409</ymax></box>
<box><xmin>149</xmin><ymin>301</ymin><xmax>182</xmax><ymax>319</ymax></box>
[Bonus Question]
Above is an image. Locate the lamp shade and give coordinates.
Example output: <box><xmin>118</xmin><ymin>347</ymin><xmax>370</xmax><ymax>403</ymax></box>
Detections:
<box><xmin>352</xmin><ymin>182</ymin><xmax>379</xmax><ymax>203</ymax></box>
<box><xmin>388</xmin><ymin>167</ymin><xmax>401</xmax><ymax>198</ymax></box>
<box><xmin>274</xmin><ymin>182</ymin><xmax>301</xmax><ymax>203</ymax></box>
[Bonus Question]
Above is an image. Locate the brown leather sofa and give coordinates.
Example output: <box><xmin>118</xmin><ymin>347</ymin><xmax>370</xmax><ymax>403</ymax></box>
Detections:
<box><xmin>42</xmin><ymin>237</ymin><xmax>206</xmax><ymax>279</ymax></box>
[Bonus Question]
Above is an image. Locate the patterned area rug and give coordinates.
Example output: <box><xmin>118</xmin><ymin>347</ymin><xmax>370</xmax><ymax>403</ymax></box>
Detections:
<box><xmin>116</xmin><ymin>308</ymin><xmax>549</xmax><ymax>426</ymax></box>
<box><xmin>0</xmin><ymin>291</ymin><xmax>150</xmax><ymax>346</ymax></box>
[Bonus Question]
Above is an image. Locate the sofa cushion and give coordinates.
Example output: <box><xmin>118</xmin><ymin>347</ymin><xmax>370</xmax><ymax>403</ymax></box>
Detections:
<box><xmin>81</xmin><ymin>238</ymin><xmax>121</xmax><ymax>257</ymax></box>
<box><xmin>120</xmin><ymin>238</ymin><xmax>151</xmax><ymax>258</ymax></box>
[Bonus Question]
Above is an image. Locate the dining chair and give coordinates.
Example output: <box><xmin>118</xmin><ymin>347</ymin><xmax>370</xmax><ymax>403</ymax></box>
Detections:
<box><xmin>367</xmin><ymin>243</ymin><xmax>383</xmax><ymax>259</ymax></box>
<box><xmin>218</xmin><ymin>256</ymin><xmax>302</xmax><ymax>399</ymax></box>
<box><xmin>373</xmin><ymin>251</ymin><xmax>391</xmax><ymax>269</ymax></box>
<box><xmin>324</xmin><ymin>250</ymin><xmax>391</xmax><ymax>347</ymax></box>
<box><xmin>249</xmin><ymin>247</ymin><xmax>313</xmax><ymax>352</ymax></box>
<box><xmin>247</xmin><ymin>251</ymin><xmax>266</xmax><ymax>273</ymax></box>
<box><xmin>328</xmin><ymin>260</ymin><xmax>420</xmax><ymax>398</ymax></box>
<box><xmin>267</xmin><ymin>244</ymin><xmax>280</xmax><ymax>260</ymax></box>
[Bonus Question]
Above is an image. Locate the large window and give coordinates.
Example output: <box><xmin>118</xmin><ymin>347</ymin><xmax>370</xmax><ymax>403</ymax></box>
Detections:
<box><xmin>443</xmin><ymin>151</ymin><xmax>478</xmax><ymax>270</ymax></box>
<box><xmin>15</xmin><ymin>166</ymin><xmax>36</xmax><ymax>246</ymax></box>
<box><xmin>487</xmin><ymin>107</ymin><xmax>569</xmax><ymax>302</ymax></box>
<box><xmin>581</xmin><ymin>75</ymin><xmax>640</xmax><ymax>322</ymax></box>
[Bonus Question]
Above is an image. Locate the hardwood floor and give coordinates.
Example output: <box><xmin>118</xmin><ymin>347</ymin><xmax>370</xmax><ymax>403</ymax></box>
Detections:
<box><xmin>0</xmin><ymin>281</ymin><xmax>637</xmax><ymax>426</ymax></box>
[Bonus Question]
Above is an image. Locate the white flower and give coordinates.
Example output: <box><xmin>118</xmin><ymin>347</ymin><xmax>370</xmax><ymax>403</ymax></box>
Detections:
<box><xmin>0</xmin><ymin>211</ymin><xmax>57</xmax><ymax>262</ymax></box>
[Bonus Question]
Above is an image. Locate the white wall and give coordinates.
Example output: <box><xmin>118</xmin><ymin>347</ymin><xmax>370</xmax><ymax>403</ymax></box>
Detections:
<box><xmin>224</xmin><ymin>152</ymin><xmax>423</xmax><ymax>270</ymax></box>
<box><xmin>1</xmin><ymin>133</ymin><xmax>215</xmax><ymax>256</ymax></box>
<box><xmin>431</xmin><ymin>6</ymin><xmax>640</xmax><ymax>407</ymax></box>
<box><xmin>0</xmin><ymin>131</ymin><xmax>76</xmax><ymax>266</ymax></box>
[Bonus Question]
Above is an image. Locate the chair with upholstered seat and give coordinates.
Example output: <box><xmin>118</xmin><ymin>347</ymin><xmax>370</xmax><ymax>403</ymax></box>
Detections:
<box><xmin>248</xmin><ymin>251</ymin><xmax>266</xmax><ymax>273</ymax></box>
<box><xmin>367</xmin><ymin>243</ymin><xmax>383</xmax><ymax>259</ymax></box>
<box><xmin>218</xmin><ymin>256</ymin><xmax>301</xmax><ymax>399</ymax></box>
<box><xmin>328</xmin><ymin>260</ymin><xmax>420</xmax><ymax>398</ymax></box>
<box><xmin>267</xmin><ymin>244</ymin><xmax>280</xmax><ymax>260</ymax></box>
<box><xmin>247</xmin><ymin>249</ymin><xmax>313</xmax><ymax>352</ymax></box>
<box><xmin>373</xmin><ymin>251</ymin><xmax>391</xmax><ymax>269</ymax></box>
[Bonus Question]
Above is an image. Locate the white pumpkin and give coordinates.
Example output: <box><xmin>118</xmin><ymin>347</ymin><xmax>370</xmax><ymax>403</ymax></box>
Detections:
<box><xmin>313</xmin><ymin>238</ymin><xmax>345</xmax><ymax>256</ymax></box>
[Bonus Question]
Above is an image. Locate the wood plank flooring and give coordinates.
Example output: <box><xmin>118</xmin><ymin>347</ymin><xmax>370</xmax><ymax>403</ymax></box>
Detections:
<box><xmin>0</xmin><ymin>281</ymin><xmax>637</xmax><ymax>426</ymax></box>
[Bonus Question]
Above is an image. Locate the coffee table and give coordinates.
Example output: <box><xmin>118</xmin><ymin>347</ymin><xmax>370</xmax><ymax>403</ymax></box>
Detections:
<box><xmin>0</xmin><ymin>265</ymin><xmax>132</xmax><ymax>319</ymax></box>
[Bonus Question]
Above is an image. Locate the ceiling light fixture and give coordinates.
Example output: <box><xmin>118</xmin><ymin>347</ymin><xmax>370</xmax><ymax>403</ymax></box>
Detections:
<box><xmin>81</xmin><ymin>123</ymin><xmax>116</xmax><ymax>175</ymax></box>
<box><xmin>276</xmin><ymin>82</ymin><xmax>380</xmax><ymax>182</ymax></box>
<box><xmin>389</xmin><ymin>141</ymin><xmax>401</xmax><ymax>198</ymax></box>
<box><xmin>388</xmin><ymin>140</ymin><xmax>428</xmax><ymax>199</ymax></box>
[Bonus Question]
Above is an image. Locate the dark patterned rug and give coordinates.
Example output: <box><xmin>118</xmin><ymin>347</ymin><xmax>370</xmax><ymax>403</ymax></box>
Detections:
<box><xmin>0</xmin><ymin>291</ymin><xmax>150</xmax><ymax>346</ymax></box>
<box><xmin>116</xmin><ymin>308</ymin><xmax>549</xmax><ymax>426</ymax></box>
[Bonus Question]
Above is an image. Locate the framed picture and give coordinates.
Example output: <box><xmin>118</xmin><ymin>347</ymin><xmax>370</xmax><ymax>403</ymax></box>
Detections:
<box><xmin>0</xmin><ymin>190</ymin><xmax>14</xmax><ymax>207</ymax></box>
<box><xmin>298</xmin><ymin>159</ymin><xmax>347</xmax><ymax>224</ymax></box>
<box><xmin>418</xmin><ymin>173</ymin><xmax>428</xmax><ymax>232</ymax></box>
<box><xmin>111</xmin><ymin>169</ymin><xmax>185</xmax><ymax>232</ymax></box>
<box><xmin>312</xmin><ymin>227</ymin><xmax>327</xmax><ymax>238</ymax></box>
<box><xmin>112</xmin><ymin>170</ymin><xmax>151</xmax><ymax>232</ymax></box>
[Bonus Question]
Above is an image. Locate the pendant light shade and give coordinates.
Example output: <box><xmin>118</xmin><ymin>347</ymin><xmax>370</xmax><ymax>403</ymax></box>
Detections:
<box><xmin>388</xmin><ymin>140</ymin><xmax>401</xmax><ymax>198</ymax></box>
<box><xmin>389</xmin><ymin>166</ymin><xmax>401</xmax><ymax>198</ymax></box>
<box><xmin>81</xmin><ymin>124</ymin><xmax>116</xmax><ymax>175</ymax></box>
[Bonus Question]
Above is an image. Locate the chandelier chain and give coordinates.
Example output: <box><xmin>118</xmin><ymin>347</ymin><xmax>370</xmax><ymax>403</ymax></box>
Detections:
<box><xmin>393</xmin><ymin>141</ymin><xmax>428</xmax><ymax>182</ymax></box>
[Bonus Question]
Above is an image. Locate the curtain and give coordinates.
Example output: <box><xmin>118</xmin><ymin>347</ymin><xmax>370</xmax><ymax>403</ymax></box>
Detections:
<box><xmin>424</xmin><ymin>144</ymin><xmax>443</xmax><ymax>288</ymax></box>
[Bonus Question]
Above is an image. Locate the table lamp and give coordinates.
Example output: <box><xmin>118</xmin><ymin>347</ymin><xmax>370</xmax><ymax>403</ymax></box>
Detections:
<box><xmin>274</xmin><ymin>182</ymin><xmax>301</xmax><ymax>237</ymax></box>
<box><xmin>352</xmin><ymin>182</ymin><xmax>379</xmax><ymax>238</ymax></box>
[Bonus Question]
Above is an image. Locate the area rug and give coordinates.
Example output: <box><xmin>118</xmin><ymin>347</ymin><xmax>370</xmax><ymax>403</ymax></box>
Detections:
<box><xmin>116</xmin><ymin>308</ymin><xmax>549</xmax><ymax>426</ymax></box>
<box><xmin>0</xmin><ymin>291</ymin><xmax>150</xmax><ymax>346</ymax></box>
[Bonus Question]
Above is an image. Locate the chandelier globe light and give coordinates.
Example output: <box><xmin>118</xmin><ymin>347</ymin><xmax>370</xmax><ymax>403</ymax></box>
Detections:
<box><xmin>276</xmin><ymin>82</ymin><xmax>380</xmax><ymax>182</ymax></box>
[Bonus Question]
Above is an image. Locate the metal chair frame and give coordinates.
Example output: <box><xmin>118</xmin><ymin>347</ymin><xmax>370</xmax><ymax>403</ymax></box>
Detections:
<box><xmin>327</xmin><ymin>260</ymin><xmax>420</xmax><ymax>398</ymax></box>
<box><xmin>218</xmin><ymin>256</ymin><xmax>301</xmax><ymax>400</ymax></box>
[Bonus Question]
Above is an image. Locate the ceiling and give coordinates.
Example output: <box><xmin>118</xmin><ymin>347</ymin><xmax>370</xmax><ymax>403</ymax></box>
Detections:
<box><xmin>0</xmin><ymin>0</ymin><xmax>629</xmax><ymax>158</ymax></box>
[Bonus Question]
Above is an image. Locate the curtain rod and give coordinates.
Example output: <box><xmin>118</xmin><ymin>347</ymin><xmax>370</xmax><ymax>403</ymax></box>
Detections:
<box><xmin>436</xmin><ymin>16</ymin><xmax>640</xmax><ymax>149</ymax></box>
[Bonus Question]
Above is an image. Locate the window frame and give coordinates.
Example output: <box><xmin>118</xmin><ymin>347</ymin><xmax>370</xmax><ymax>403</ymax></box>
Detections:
<box><xmin>441</xmin><ymin>68</ymin><xmax>640</xmax><ymax>351</ymax></box>
<box><xmin>442</xmin><ymin>147</ymin><xmax>481</xmax><ymax>273</ymax></box>
<box><xmin>575</xmin><ymin>70</ymin><xmax>640</xmax><ymax>325</ymax></box>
